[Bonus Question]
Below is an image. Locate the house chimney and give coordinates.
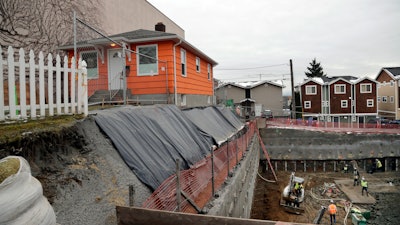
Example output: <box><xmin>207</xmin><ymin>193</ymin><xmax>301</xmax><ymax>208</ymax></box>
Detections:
<box><xmin>155</xmin><ymin>22</ymin><xmax>166</xmax><ymax>32</ymax></box>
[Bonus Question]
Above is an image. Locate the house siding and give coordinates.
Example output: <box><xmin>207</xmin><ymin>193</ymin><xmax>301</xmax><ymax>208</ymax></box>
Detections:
<box><xmin>355</xmin><ymin>80</ymin><xmax>377</xmax><ymax>114</ymax></box>
<box><xmin>330</xmin><ymin>80</ymin><xmax>351</xmax><ymax>114</ymax></box>
<box><xmin>376</xmin><ymin>70</ymin><xmax>397</xmax><ymax>118</ymax></box>
<box><xmin>301</xmin><ymin>81</ymin><xmax>322</xmax><ymax>114</ymax></box>
<box><xmin>251</xmin><ymin>84</ymin><xmax>282</xmax><ymax>115</ymax></box>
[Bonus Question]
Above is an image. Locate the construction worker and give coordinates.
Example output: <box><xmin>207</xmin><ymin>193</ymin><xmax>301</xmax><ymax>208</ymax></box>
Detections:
<box><xmin>294</xmin><ymin>182</ymin><xmax>300</xmax><ymax>196</ymax></box>
<box><xmin>353</xmin><ymin>168</ymin><xmax>360</xmax><ymax>186</ymax></box>
<box><xmin>328</xmin><ymin>199</ymin><xmax>337</xmax><ymax>225</ymax></box>
<box><xmin>343</xmin><ymin>164</ymin><xmax>348</xmax><ymax>173</ymax></box>
<box><xmin>361</xmin><ymin>177</ymin><xmax>368</xmax><ymax>196</ymax></box>
<box><xmin>376</xmin><ymin>159</ymin><xmax>382</xmax><ymax>172</ymax></box>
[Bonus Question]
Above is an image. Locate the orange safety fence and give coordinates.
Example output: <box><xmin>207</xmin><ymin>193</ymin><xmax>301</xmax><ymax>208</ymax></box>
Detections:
<box><xmin>142</xmin><ymin>121</ymin><xmax>256</xmax><ymax>213</ymax></box>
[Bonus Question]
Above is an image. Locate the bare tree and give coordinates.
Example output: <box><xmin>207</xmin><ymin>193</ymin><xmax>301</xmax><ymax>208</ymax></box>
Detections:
<box><xmin>0</xmin><ymin>0</ymin><xmax>102</xmax><ymax>54</ymax></box>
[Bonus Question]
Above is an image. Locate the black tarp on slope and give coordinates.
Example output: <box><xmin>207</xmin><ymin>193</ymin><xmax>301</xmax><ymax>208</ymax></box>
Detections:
<box><xmin>94</xmin><ymin>105</ymin><xmax>214</xmax><ymax>191</ymax></box>
<box><xmin>182</xmin><ymin>106</ymin><xmax>244</xmax><ymax>146</ymax></box>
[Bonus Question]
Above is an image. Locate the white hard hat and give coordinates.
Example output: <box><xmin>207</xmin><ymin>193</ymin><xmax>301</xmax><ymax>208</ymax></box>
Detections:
<box><xmin>362</xmin><ymin>177</ymin><xmax>365</xmax><ymax>180</ymax></box>
<box><xmin>354</xmin><ymin>167</ymin><xmax>357</xmax><ymax>170</ymax></box>
<box><xmin>330</xmin><ymin>199</ymin><xmax>334</xmax><ymax>203</ymax></box>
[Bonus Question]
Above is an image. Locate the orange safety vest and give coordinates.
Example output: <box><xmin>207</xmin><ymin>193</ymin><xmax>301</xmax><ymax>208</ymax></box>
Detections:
<box><xmin>328</xmin><ymin>204</ymin><xmax>337</xmax><ymax>215</ymax></box>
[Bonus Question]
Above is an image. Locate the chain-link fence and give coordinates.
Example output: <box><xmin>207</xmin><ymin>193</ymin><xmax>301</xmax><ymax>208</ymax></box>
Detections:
<box><xmin>142</xmin><ymin>121</ymin><xmax>256</xmax><ymax>212</ymax></box>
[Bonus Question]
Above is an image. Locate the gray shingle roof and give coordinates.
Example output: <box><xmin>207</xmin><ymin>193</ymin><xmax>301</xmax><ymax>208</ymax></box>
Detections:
<box><xmin>384</xmin><ymin>67</ymin><xmax>400</xmax><ymax>77</ymax></box>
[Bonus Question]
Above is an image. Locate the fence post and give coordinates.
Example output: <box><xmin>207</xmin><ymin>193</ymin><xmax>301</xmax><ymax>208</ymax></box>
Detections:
<box><xmin>227</xmin><ymin>139</ymin><xmax>230</xmax><ymax>177</ymax></box>
<box><xmin>56</xmin><ymin>55</ymin><xmax>61</xmax><ymax>115</ymax></box>
<box><xmin>48</xmin><ymin>53</ymin><xmax>54</xmax><ymax>116</ymax></box>
<box><xmin>211</xmin><ymin>145</ymin><xmax>216</xmax><ymax>197</ymax></box>
<box><xmin>81</xmin><ymin>60</ymin><xmax>88</xmax><ymax>116</ymax></box>
<box><xmin>7</xmin><ymin>46</ymin><xmax>16</xmax><ymax>120</ymax></box>
<box><xmin>0</xmin><ymin>47</ymin><xmax>4</xmax><ymax>121</ymax></box>
<box><xmin>29</xmin><ymin>50</ymin><xmax>36</xmax><ymax>119</ymax></box>
<box><xmin>176</xmin><ymin>158</ymin><xmax>181</xmax><ymax>212</ymax></box>
<box><xmin>63</xmin><ymin>56</ymin><xmax>69</xmax><ymax>114</ymax></box>
<box><xmin>129</xmin><ymin>185</ymin><xmax>135</xmax><ymax>207</ymax></box>
<box><xmin>19</xmin><ymin>48</ymin><xmax>27</xmax><ymax>119</ymax></box>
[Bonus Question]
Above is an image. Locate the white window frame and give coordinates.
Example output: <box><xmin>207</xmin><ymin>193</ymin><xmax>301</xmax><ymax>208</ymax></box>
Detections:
<box><xmin>80</xmin><ymin>50</ymin><xmax>98</xmax><ymax>79</ymax></box>
<box><xmin>341</xmin><ymin>100</ymin><xmax>348</xmax><ymax>108</ymax></box>
<box><xmin>207</xmin><ymin>64</ymin><xmax>211</xmax><ymax>80</ymax></box>
<box><xmin>181</xmin><ymin>49</ymin><xmax>187</xmax><ymax>77</ymax></box>
<box><xmin>334</xmin><ymin>84</ymin><xmax>346</xmax><ymax>94</ymax></box>
<box><xmin>367</xmin><ymin>99</ymin><xmax>374</xmax><ymax>107</ymax></box>
<box><xmin>304</xmin><ymin>101</ymin><xmax>311</xmax><ymax>109</ymax></box>
<box><xmin>181</xmin><ymin>94</ymin><xmax>187</xmax><ymax>106</ymax></box>
<box><xmin>305</xmin><ymin>85</ymin><xmax>317</xmax><ymax>95</ymax></box>
<box><xmin>390</xmin><ymin>80</ymin><xmax>394</xmax><ymax>87</ymax></box>
<box><xmin>382</xmin><ymin>96</ymin><xmax>388</xmax><ymax>103</ymax></box>
<box><xmin>360</xmin><ymin>84</ymin><xmax>372</xmax><ymax>93</ymax></box>
<box><xmin>390</xmin><ymin>96</ymin><xmax>394</xmax><ymax>103</ymax></box>
<box><xmin>137</xmin><ymin>44</ymin><xmax>158</xmax><ymax>76</ymax></box>
<box><xmin>196</xmin><ymin>57</ymin><xmax>200</xmax><ymax>73</ymax></box>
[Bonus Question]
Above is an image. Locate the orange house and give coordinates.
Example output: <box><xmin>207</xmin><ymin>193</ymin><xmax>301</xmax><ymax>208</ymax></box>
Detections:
<box><xmin>60</xmin><ymin>24</ymin><xmax>218</xmax><ymax>107</ymax></box>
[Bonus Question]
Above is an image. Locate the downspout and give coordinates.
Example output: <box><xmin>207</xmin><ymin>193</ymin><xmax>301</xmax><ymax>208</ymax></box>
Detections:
<box><xmin>173</xmin><ymin>40</ymin><xmax>182</xmax><ymax>105</ymax></box>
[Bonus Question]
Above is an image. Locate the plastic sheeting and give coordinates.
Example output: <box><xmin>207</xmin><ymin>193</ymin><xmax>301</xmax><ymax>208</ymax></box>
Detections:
<box><xmin>94</xmin><ymin>105</ymin><xmax>215</xmax><ymax>190</ymax></box>
<box><xmin>0</xmin><ymin>156</ymin><xmax>56</xmax><ymax>225</ymax></box>
<box><xmin>182</xmin><ymin>106</ymin><xmax>244</xmax><ymax>146</ymax></box>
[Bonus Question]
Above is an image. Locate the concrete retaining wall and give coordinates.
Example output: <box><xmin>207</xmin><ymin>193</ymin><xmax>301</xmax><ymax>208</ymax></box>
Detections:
<box><xmin>206</xmin><ymin>135</ymin><xmax>260</xmax><ymax>218</ymax></box>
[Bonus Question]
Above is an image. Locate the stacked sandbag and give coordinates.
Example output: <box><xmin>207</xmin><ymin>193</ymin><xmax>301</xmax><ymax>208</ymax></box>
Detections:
<box><xmin>0</xmin><ymin>156</ymin><xmax>56</xmax><ymax>225</ymax></box>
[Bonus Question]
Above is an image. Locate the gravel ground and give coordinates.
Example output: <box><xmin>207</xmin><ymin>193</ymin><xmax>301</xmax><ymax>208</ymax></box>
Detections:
<box><xmin>41</xmin><ymin>116</ymin><xmax>151</xmax><ymax>225</ymax></box>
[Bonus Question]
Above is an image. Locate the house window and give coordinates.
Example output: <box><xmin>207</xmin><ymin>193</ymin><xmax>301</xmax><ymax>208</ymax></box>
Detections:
<box><xmin>137</xmin><ymin>44</ymin><xmax>158</xmax><ymax>76</ymax></box>
<box><xmin>382</xmin><ymin>96</ymin><xmax>387</xmax><ymax>103</ymax></box>
<box><xmin>305</xmin><ymin>85</ymin><xmax>317</xmax><ymax>95</ymax></box>
<box><xmin>390</xmin><ymin>80</ymin><xmax>394</xmax><ymax>87</ymax></box>
<box><xmin>360</xmin><ymin>84</ymin><xmax>372</xmax><ymax>93</ymax></box>
<box><xmin>390</xmin><ymin>96</ymin><xmax>394</xmax><ymax>103</ymax></box>
<box><xmin>304</xmin><ymin>101</ymin><xmax>311</xmax><ymax>109</ymax></box>
<box><xmin>322</xmin><ymin>101</ymin><xmax>329</xmax><ymax>107</ymax></box>
<box><xmin>196</xmin><ymin>57</ymin><xmax>200</xmax><ymax>72</ymax></box>
<box><xmin>181</xmin><ymin>49</ymin><xmax>186</xmax><ymax>76</ymax></box>
<box><xmin>80</xmin><ymin>51</ymin><xmax>98</xmax><ymax>79</ymax></box>
<box><xmin>341</xmin><ymin>100</ymin><xmax>348</xmax><ymax>108</ymax></box>
<box><xmin>382</xmin><ymin>81</ymin><xmax>387</xmax><ymax>86</ymax></box>
<box><xmin>367</xmin><ymin>99</ymin><xmax>374</xmax><ymax>107</ymax></box>
<box><xmin>334</xmin><ymin>84</ymin><xmax>346</xmax><ymax>94</ymax></box>
<box><xmin>207</xmin><ymin>64</ymin><xmax>211</xmax><ymax>80</ymax></box>
<box><xmin>377</xmin><ymin>96</ymin><xmax>381</xmax><ymax>102</ymax></box>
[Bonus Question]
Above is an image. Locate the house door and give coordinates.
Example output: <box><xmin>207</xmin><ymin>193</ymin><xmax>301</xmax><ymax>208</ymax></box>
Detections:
<box><xmin>108</xmin><ymin>49</ymin><xmax>124</xmax><ymax>90</ymax></box>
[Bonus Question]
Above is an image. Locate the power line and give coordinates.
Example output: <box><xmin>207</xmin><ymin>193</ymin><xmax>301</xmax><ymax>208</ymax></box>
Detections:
<box><xmin>215</xmin><ymin>63</ymin><xmax>288</xmax><ymax>71</ymax></box>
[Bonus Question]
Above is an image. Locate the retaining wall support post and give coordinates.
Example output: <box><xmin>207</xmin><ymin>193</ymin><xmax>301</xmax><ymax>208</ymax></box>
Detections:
<box><xmin>304</xmin><ymin>160</ymin><xmax>306</xmax><ymax>172</ymax></box>
<box><xmin>323</xmin><ymin>162</ymin><xmax>326</xmax><ymax>172</ymax></box>
<box><xmin>314</xmin><ymin>161</ymin><xmax>316</xmax><ymax>172</ymax></box>
<box><xmin>284</xmin><ymin>161</ymin><xmax>287</xmax><ymax>171</ymax></box>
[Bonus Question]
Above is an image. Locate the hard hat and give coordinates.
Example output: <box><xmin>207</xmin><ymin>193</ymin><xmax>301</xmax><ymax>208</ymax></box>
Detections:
<box><xmin>354</xmin><ymin>167</ymin><xmax>357</xmax><ymax>170</ymax></box>
<box><xmin>330</xmin><ymin>199</ymin><xmax>334</xmax><ymax>203</ymax></box>
<box><xmin>362</xmin><ymin>177</ymin><xmax>365</xmax><ymax>180</ymax></box>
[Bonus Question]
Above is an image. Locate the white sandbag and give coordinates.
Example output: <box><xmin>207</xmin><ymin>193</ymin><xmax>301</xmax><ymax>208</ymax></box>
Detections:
<box><xmin>0</xmin><ymin>156</ymin><xmax>56</xmax><ymax>225</ymax></box>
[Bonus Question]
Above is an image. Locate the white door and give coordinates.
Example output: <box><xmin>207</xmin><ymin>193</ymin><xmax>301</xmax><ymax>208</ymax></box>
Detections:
<box><xmin>108</xmin><ymin>49</ymin><xmax>123</xmax><ymax>90</ymax></box>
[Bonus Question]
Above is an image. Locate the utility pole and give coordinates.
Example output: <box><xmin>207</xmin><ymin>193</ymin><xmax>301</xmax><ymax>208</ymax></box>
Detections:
<box><xmin>290</xmin><ymin>59</ymin><xmax>295</xmax><ymax>119</ymax></box>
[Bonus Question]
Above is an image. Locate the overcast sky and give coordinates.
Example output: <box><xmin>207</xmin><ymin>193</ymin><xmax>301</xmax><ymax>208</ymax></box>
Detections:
<box><xmin>148</xmin><ymin>0</ymin><xmax>399</xmax><ymax>95</ymax></box>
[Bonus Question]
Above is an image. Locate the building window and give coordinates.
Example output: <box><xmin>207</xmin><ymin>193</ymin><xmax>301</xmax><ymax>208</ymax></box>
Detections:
<box><xmin>390</xmin><ymin>80</ymin><xmax>394</xmax><ymax>87</ymax></box>
<box><xmin>334</xmin><ymin>84</ymin><xmax>346</xmax><ymax>94</ymax></box>
<box><xmin>196</xmin><ymin>57</ymin><xmax>200</xmax><ymax>72</ymax></box>
<box><xmin>377</xmin><ymin>96</ymin><xmax>381</xmax><ymax>102</ymax></box>
<box><xmin>181</xmin><ymin>49</ymin><xmax>186</xmax><ymax>76</ymax></box>
<box><xmin>207</xmin><ymin>64</ymin><xmax>211</xmax><ymax>80</ymax></box>
<box><xmin>80</xmin><ymin>51</ymin><xmax>98</xmax><ymax>79</ymax></box>
<box><xmin>304</xmin><ymin>101</ymin><xmax>311</xmax><ymax>109</ymax></box>
<box><xmin>341</xmin><ymin>100</ymin><xmax>348</xmax><ymax>108</ymax></box>
<box><xmin>305</xmin><ymin>85</ymin><xmax>317</xmax><ymax>95</ymax></box>
<box><xmin>390</xmin><ymin>96</ymin><xmax>394</xmax><ymax>103</ymax></box>
<box><xmin>137</xmin><ymin>44</ymin><xmax>158</xmax><ymax>76</ymax></box>
<box><xmin>360</xmin><ymin>84</ymin><xmax>372</xmax><ymax>93</ymax></box>
<box><xmin>382</xmin><ymin>81</ymin><xmax>387</xmax><ymax>86</ymax></box>
<box><xmin>367</xmin><ymin>99</ymin><xmax>374</xmax><ymax>107</ymax></box>
<box><xmin>382</xmin><ymin>96</ymin><xmax>387</xmax><ymax>103</ymax></box>
<box><xmin>322</xmin><ymin>101</ymin><xmax>329</xmax><ymax>107</ymax></box>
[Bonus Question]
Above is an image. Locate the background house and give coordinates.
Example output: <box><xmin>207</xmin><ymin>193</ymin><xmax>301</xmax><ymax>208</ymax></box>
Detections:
<box><xmin>215</xmin><ymin>81</ymin><xmax>284</xmax><ymax>117</ymax></box>
<box><xmin>60</xmin><ymin>25</ymin><xmax>217</xmax><ymax>107</ymax></box>
<box><xmin>375</xmin><ymin>67</ymin><xmax>400</xmax><ymax>120</ymax></box>
<box><xmin>300</xmin><ymin>76</ymin><xmax>377</xmax><ymax>126</ymax></box>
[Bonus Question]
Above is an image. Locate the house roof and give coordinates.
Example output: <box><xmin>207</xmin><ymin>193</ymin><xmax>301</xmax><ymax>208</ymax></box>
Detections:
<box><xmin>321</xmin><ymin>75</ymin><xmax>358</xmax><ymax>84</ymax></box>
<box><xmin>383</xmin><ymin>67</ymin><xmax>400</xmax><ymax>79</ymax></box>
<box><xmin>353</xmin><ymin>76</ymin><xmax>378</xmax><ymax>84</ymax></box>
<box><xmin>216</xmin><ymin>80</ymin><xmax>284</xmax><ymax>90</ymax></box>
<box><xmin>59</xmin><ymin>29</ymin><xmax>218</xmax><ymax>66</ymax></box>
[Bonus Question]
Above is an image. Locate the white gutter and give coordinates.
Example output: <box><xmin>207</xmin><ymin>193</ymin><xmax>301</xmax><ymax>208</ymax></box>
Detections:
<box><xmin>173</xmin><ymin>40</ymin><xmax>182</xmax><ymax>105</ymax></box>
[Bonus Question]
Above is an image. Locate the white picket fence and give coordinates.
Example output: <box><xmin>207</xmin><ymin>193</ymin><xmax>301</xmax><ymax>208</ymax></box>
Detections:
<box><xmin>0</xmin><ymin>46</ymin><xmax>88</xmax><ymax>121</ymax></box>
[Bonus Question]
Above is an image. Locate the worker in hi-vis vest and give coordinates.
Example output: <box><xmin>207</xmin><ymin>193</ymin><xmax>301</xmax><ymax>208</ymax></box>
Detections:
<box><xmin>328</xmin><ymin>199</ymin><xmax>337</xmax><ymax>225</ymax></box>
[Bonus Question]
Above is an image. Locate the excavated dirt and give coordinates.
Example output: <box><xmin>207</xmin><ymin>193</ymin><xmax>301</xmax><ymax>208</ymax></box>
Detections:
<box><xmin>251</xmin><ymin>169</ymin><xmax>400</xmax><ymax>225</ymax></box>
